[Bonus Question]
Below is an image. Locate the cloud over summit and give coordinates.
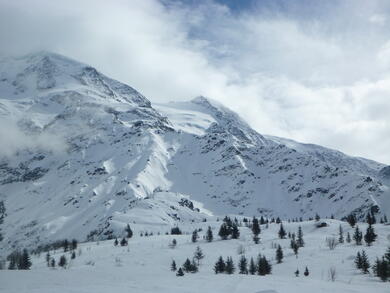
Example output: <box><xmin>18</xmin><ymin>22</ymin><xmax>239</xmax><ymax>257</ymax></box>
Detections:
<box><xmin>1</xmin><ymin>0</ymin><xmax>390</xmax><ymax>163</ymax></box>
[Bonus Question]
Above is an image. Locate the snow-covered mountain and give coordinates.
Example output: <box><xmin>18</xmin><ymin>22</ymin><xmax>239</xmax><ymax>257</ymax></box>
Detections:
<box><xmin>0</xmin><ymin>52</ymin><xmax>389</xmax><ymax>251</ymax></box>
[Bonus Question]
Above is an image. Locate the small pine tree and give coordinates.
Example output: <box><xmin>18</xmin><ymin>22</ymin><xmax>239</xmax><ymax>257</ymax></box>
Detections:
<box><xmin>8</xmin><ymin>255</ymin><xmax>17</xmax><ymax>270</ymax></box>
<box><xmin>225</xmin><ymin>257</ymin><xmax>235</xmax><ymax>274</ymax></box>
<box><xmin>304</xmin><ymin>266</ymin><xmax>309</xmax><ymax>276</ymax></box>
<box><xmin>364</xmin><ymin>224</ymin><xmax>377</xmax><ymax>246</ymax></box>
<box><xmin>238</xmin><ymin>255</ymin><xmax>248</xmax><ymax>274</ymax></box>
<box><xmin>194</xmin><ymin>246</ymin><xmax>204</xmax><ymax>265</ymax></box>
<box><xmin>257</xmin><ymin>255</ymin><xmax>272</xmax><ymax>275</ymax></box>
<box><xmin>214</xmin><ymin>256</ymin><xmax>226</xmax><ymax>274</ymax></box>
<box><xmin>297</xmin><ymin>226</ymin><xmax>304</xmax><ymax>247</ymax></box>
<box><xmin>315</xmin><ymin>213</ymin><xmax>320</xmax><ymax>221</ymax></box>
<box><xmin>191</xmin><ymin>230</ymin><xmax>199</xmax><ymax>243</ymax></box>
<box><xmin>125</xmin><ymin>224</ymin><xmax>133</xmax><ymax>238</ymax></box>
<box><xmin>71</xmin><ymin>239</ymin><xmax>78</xmax><ymax>250</ymax></box>
<box><xmin>114</xmin><ymin>238</ymin><xmax>119</xmax><ymax>246</ymax></box>
<box><xmin>63</xmin><ymin>239</ymin><xmax>69</xmax><ymax>252</ymax></box>
<box><xmin>171</xmin><ymin>260</ymin><xmax>177</xmax><ymax>271</ymax></box>
<box><xmin>338</xmin><ymin>225</ymin><xmax>344</xmax><ymax>243</ymax></box>
<box><xmin>278</xmin><ymin>223</ymin><xmax>286</xmax><ymax>239</ymax></box>
<box><xmin>19</xmin><ymin>249</ymin><xmax>32</xmax><ymax>270</ymax></box>
<box><xmin>360</xmin><ymin>250</ymin><xmax>370</xmax><ymax>274</ymax></box>
<box><xmin>58</xmin><ymin>255</ymin><xmax>67</xmax><ymax>268</ymax></box>
<box><xmin>346</xmin><ymin>214</ymin><xmax>357</xmax><ymax>227</ymax></box>
<box><xmin>353</xmin><ymin>226</ymin><xmax>363</xmax><ymax>245</ymax></box>
<box><xmin>50</xmin><ymin>258</ymin><xmax>55</xmax><ymax>268</ymax></box>
<box><xmin>249</xmin><ymin>257</ymin><xmax>256</xmax><ymax>275</ymax></box>
<box><xmin>120</xmin><ymin>237</ymin><xmax>128</xmax><ymax>246</ymax></box>
<box><xmin>346</xmin><ymin>232</ymin><xmax>351</xmax><ymax>243</ymax></box>
<box><xmin>231</xmin><ymin>224</ymin><xmax>240</xmax><ymax>239</ymax></box>
<box><xmin>183</xmin><ymin>258</ymin><xmax>192</xmax><ymax>273</ymax></box>
<box><xmin>252</xmin><ymin>217</ymin><xmax>261</xmax><ymax>244</ymax></box>
<box><xmin>206</xmin><ymin>226</ymin><xmax>213</xmax><ymax>242</ymax></box>
<box><xmin>218</xmin><ymin>223</ymin><xmax>230</xmax><ymax>240</ymax></box>
<box><xmin>71</xmin><ymin>251</ymin><xmax>76</xmax><ymax>259</ymax></box>
<box><xmin>176</xmin><ymin>267</ymin><xmax>184</xmax><ymax>276</ymax></box>
<box><xmin>46</xmin><ymin>252</ymin><xmax>51</xmax><ymax>266</ymax></box>
<box><xmin>295</xmin><ymin>269</ymin><xmax>299</xmax><ymax>277</ymax></box>
<box><xmin>276</xmin><ymin>245</ymin><xmax>283</xmax><ymax>264</ymax></box>
<box><xmin>355</xmin><ymin>251</ymin><xmax>363</xmax><ymax>270</ymax></box>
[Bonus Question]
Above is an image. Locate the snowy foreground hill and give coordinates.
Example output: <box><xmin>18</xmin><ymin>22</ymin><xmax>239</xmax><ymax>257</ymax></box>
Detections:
<box><xmin>0</xmin><ymin>51</ymin><xmax>389</xmax><ymax>254</ymax></box>
<box><xmin>1</xmin><ymin>219</ymin><xmax>389</xmax><ymax>293</ymax></box>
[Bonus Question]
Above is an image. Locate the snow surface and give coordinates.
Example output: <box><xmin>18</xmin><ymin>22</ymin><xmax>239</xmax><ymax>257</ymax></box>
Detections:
<box><xmin>1</xmin><ymin>220</ymin><xmax>389</xmax><ymax>293</ymax></box>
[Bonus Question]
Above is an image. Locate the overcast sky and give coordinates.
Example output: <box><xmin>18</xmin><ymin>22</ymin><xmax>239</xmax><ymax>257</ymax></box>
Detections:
<box><xmin>1</xmin><ymin>0</ymin><xmax>390</xmax><ymax>164</ymax></box>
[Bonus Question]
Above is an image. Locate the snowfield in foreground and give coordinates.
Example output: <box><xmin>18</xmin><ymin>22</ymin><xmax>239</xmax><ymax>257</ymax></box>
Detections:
<box><xmin>1</xmin><ymin>220</ymin><xmax>389</xmax><ymax>293</ymax></box>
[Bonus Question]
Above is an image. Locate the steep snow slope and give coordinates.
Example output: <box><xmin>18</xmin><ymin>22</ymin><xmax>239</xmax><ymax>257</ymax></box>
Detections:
<box><xmin>0</xmin><ymin>52</ymin><xmax>389</xmax><ymax>253</ymax></box>
<box><xmin>156</xmin><ymin>98</ymin><xmax>389</xmax><ymax>218</ymax></box>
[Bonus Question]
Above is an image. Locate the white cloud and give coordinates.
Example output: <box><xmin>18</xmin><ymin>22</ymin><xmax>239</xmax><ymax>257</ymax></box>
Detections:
<box><xmin>0</xmin><ymin>118</ymin><xmax>66</xmax><ymax>158</ymax></box>
<box><xmin>0</xmin><ymin>0</ymin><xmax>390</xmax><ymax>164</ymax></box>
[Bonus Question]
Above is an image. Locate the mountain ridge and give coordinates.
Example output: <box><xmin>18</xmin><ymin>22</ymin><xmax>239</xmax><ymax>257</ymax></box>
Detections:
<box><xmin>0</xmin><ymin>52</ymin><xmax>389</xmax><ymax>252</ymax></box>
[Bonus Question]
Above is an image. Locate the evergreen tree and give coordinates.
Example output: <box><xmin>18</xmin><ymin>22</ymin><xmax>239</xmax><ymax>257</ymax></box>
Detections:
<box><xmin>252</xmin><ymin>217</ymin><xmax>261</xmax><ymax>244</ymax></box>
<box><xmin>364</xmin><ymin>224</ymin><xmax>377</xmax><ymax>246</ymax></box>
<box><xmin>276</xmin><ymin>245</ymin><xmax>284</xmax><ymax>264</ymax></box>
<box><xmin>338</xmin><ymin>225</ymin><xmax>344</xmax><ymax>243</ymax></box>
<box><xmin>249</xmin><ymin>257</ymin><xmax>256</xmax><ymax>275</ymax></box>
<box><xmin>171</xmin><ymin>227</ymin><xmax>182</xmax><ymax>235</ymax></box>
<box><xmin>194</xmin><ymin>246</ymin><xmax>204</xmax><ymax>265</ymax></box>
<box><xmin>171</xmin><ymin>260</ymin><xmax>177</xmax><ymax>271</ymax></box>
<box><xmin>384</xmin><ymin>215</ymin><xmax>388</xmax><ymax>223</ymax></box>
<box><xmin>214</xmin><ymin>256</ymin><xmax>226</xmax><ymax>274</ymax></box>
<box><xmin>176</xmin><ymin>267</ymin><xmax>184</xmax><ymax>276</ymax></box>
<box><xmin>19</xmin><ymin>249</ymin><xmax>32</xmax><ymax>270</ymax></box>
<box><xmin>231</xmin><ymin>224</ymin><xmax>240</xmax><ymax>239</ymax></box>
<box><xmin>58</xmin><ymin>255</ymin><xmax>67</xmax><ymax>268</ymax></box>
<box><xmin>218</xmin><ymin>223</ymin><xmax>230</xmax><ymax>240</ymax></box>
<box><xmin>346</xmin><ymin>214</ymin><xmax>357</xmax><ymax>227</ymax></box>
<box><xmin>355</xmin><ymin>251</ymin><xmax>363</xmax><ymax>270</ymax></box>
<box><xmin>257</xmin><ymin>255</ymin><xmax>272</xmax><ymax>275</ymax></box>
<box><xmin>315</xmin><ymin>213</ymin><xmax>320</xmax><ymax>221</ymax></box>
<box><xmin>114</xmin><ymin>238</ymin><xmax>119</xmax><ymax>246</ymax></box>
<box><xmin>183</xmin><ymin>258</ymin><xmax>192</xmax><ymax>273</ymax></box>
<box><xmin>304</xmin><ymin>266</ymin><xmax>309</xmax><ymax>276</ymax></box>
<box><xmin>238</xmin><ymin>255</ymin><xmax>248</xmax><ymax>274</ymax></box>
<box><xmin>120</xmin><ymin>237</ymin><xmax>128</xmax><ymax>246</ymax></box>
<box><xmin>278</xmin><ymin>223</ymin><xmax>286</xmax><ymax>239</ymax></box>
<box><xmin>375</xmin><ymin>257</ymin><xmax>388</xmax><ymax>281</ymax></box>
<box><xmin>276</xmin><ymin>217</ymin><xmax>281</xmax><ymax>224</ymax></box>
<box><xmin>8</xmin><ymin>255</ymin><xmax>17</xmax><ymax>270</ymax></box>
<box><xmin>63</xmin><ymin>239</ymin><xmax>69</xmax><ymax>252</ymax></box>
<box><xmin>206</xmin><ymin>226</ymin><xmax>213</xmax><ymax>242</ymax></box>
<box><xmin>191</xmin><ymin>230</ymin><xmax>199</xmax><ymax>243</ymax></box>
<box><xmin>125</xmin><ymin>224</ymin><xmax>133</xmax><ymax>238</ymax></box>
<box><xmin>295</xmin><ymin>269</ymin><xmax>299</xmax><ymax>277</ymax></box>
<box><xmin>46</xmin><ymin>252</ymin><xmax>51</xmax><ymax>266</ymax></box>
<box><xmin>71</xmin><ymin>251</ymin><xmax>76</xmax><ymax>260</ymax></box>
<box><xmin>353</xmin><ymin>226</ymin><xmax>363</xmax><ymax>245</ymax></box>
<box><xmin>71</xmin><ymin>239</ymin><xmax>78</xmax><ymax>250</ymax></box>
<box><xmin>346</xmin><ymin>232</ymin><xmax>351</xmax><ymax>243</ymax></box>
<box><xmin>385</xmin><ymin>246</ymin><xmax>390</xmax><ymax>263</ymax></box>
<box><xmin>50</xmin><ymin>258</ymin><xmax>55</xmax><ymax>268</ymax></box>
<box><xmin>297</xmin><ymin>226</ymin><xmax>304</xmax><ymax>247</ymax></box>
<box><xmin>225</xmin><ymin>257</ymin><xmax>235</xmax><ymax>274</ymax></box>
<box><xmin>190</xmin><ymin>259</ymin><xmax>198</xmax><ymax>273</ymax></box>
<box><xmin>360</xmin><ymin>250</ymin><xmax>370</xmax><ymax>274</ymax></box>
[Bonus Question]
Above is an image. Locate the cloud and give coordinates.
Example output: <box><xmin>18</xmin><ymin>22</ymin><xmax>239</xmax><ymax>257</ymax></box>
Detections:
<box><xmin>0</xmin><ymin>0</ymin><xmax>390</xmax><ymax>164</ymax></box>
<box><xmin>0</xmin><ymin>118</ymin><xmax>66</xmax><ymax>158</ymax></box>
